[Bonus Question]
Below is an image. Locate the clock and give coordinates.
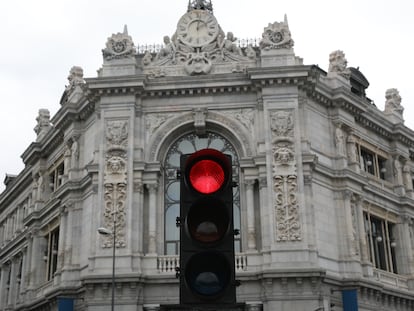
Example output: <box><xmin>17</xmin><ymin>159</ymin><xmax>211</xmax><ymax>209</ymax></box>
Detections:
<box><xmin>176</xmin><ymin>10</ymin><xmax>219</xmax><ymax>47</ymax></box>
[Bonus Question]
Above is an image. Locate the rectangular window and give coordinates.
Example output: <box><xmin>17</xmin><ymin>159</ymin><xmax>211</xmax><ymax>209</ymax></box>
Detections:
<box><xmin>358</xmin><ymin>145</ymin><xmax>388</xmax><ymax>180</ymax></box>
<box><xmin>49</xmin><ymin>162</ymin><xmax>64</xmax><ymax>192</ymax></box>
<box><xmin>364</xmin><ymin>213</ymin><xmax>397</xmax><ymax>273</ymax></box>
<box><xmin>45</xmin><ymin>227</ymin><xmax>59</xmax><ymax>281</ymax></box>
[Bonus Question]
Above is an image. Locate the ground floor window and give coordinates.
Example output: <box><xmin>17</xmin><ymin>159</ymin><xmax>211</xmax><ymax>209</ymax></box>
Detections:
<box><xmin>364</xmin><ymin>212</ymin><xmax>397</xmax><ymax>273</ymax></box>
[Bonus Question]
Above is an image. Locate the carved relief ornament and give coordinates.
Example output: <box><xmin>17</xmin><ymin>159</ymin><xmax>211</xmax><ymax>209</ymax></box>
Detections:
<box><xmin>142</xmin><ymin>9</ymin><xmax>256</xmax><ymax>76</ymax></box>
<box><xmin>269</xmin><ymin>110</ymin><xmax>302</xmax><ymax>241</ymax></box>
<box><xmin>260</xmin><ymin>15</ymin><xmax>294</xmax><ymax>50</ymax></box>
<box><xmin>102</xmin><ymin>120</ymin><xmax>129</xmax><ymax>248</ymax></box>
<box><xmin>102</xmin><ymin>25</ymin><xmax>136</xmax><ymax>61</ymax></box>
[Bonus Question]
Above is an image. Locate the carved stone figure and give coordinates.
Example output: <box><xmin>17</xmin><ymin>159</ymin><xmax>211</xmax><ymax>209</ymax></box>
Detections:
<box><xmin>65</xmin><ymin>66</ymin><xmax>85</xmax><ymax>91</ymax></box>
<box><xmin>71</xmin><ymin>137</ymin><xmax>79</xmax><ymax>161</ymax></box>
<box><xmin>221</xmin><ymin>32</ymin><xmax>243</xmax><ymax>56</ymax></box>
<box><xmin>393</xmin><ymin>157</ymin><xmax>403</xmax><ymax>185</ymax></box>
<box><xmin>184</xmin><ymin>51</ymin><xmax>212</xmax><ymax>75</ymax></box>
<box><xmin>245</xmin><ymin>44</ymin><xmax>256</xmax><ymax>59</ymax></box>
<box><xmin>143</xmin><ymin>7</ymin><xmax>254</xmax><ymax>76</ymax></box>
<box><xmin>102</xmin><ymin>25</ymin><xmax>136</xmax><ymax>61</ymax></box>
<box><xmin>346</xmin><ymin>133</ymin><xmax>358</xmax><ymax>163</ymax></box>
<box><xmin>335</xmin><ymin>124</ymin><xmax>346</xmax><ymax>156</ymax></box>
<box><xmin>188</xmin><ymin>0</ymin><xmax>213</xmax><ymax>12</ymax></box>
<box><xmin>384</xmin><ymin>88</ymin><xmax>404</xmax><ymax>116</ymax></box>
<box><xmin>34</xmin><ymin>109</ymin><xmax>52</xmax><ymax>141</ymax></box>
<box><xmin>260</xmin><ymin>15</ymin><xmax>294</xmax><ymax>50</ymax></box>
<box><xmin>403</xmin><ymin>162</ymin><xmax>413</xmax><ymax>191</ymax></box>
<box><xmin>155</xmin><ymin>36</ymin><xmax>176</xmax><ymax>64</ymax></box>
<box><xmin>328</xmin><ymin>50</ymin><xmax>350</xmax><ymax>78</ymax></box>
<box><xmin>142</xmin><ymin>51</ymin><xmax>153</xmax><ymax>66</ymax></box>
<box><xmin>273</xmin><ymin>146</ymin><xmax>294</xmax><ymax>166</ymax></box>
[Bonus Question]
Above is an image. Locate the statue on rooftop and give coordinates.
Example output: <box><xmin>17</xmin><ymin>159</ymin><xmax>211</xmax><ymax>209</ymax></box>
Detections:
<box><xmin>65</xmin><ymin>66</ymin><xmax>85</xmax><ymax>91</ymax></box>
<box><xmin>384</xmin><ymin>88</ymin><xmax>404</xmax><ymax>116</ymax></box>
<box><xmin>34</xmin><ymin>109</ymin><xmax>52</xmax><ymax>142</ymax></box>
<box><xmin>188</xmin><ymin>0</ymin><xmax>213</xmax><ymax>12</ymax></box>
<box><xmin>328</xmin><ymin>50</ymin><xmax>350</xmax><ymax>78</ymax></box>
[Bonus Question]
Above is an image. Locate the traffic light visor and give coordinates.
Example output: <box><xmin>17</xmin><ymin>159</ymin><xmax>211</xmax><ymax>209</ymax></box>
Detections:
<box><xmin>186</xmin><ymin>149</ymin><xmax>231</xmax><ymax>194</ymax></box>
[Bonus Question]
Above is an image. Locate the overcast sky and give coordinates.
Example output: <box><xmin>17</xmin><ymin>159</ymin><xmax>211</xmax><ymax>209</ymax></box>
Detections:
<box><xmin>0</xmin><ymin>0</ymin><xmax>413</xmax><ymax>192</ymax></box>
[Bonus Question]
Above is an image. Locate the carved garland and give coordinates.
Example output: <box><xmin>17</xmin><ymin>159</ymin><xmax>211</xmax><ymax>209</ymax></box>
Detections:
<box><xmin>270</xmin><ymin>111</ymin><xmax>302</xmax><ymax>241</ymax></box>
<box><xmin>102</xmin><ymin>120</ymin><xmax>129</xmax><ymax>248</ymax></box>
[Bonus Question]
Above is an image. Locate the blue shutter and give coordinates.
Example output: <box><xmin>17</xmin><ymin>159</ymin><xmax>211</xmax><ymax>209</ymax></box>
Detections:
<box><xmin>342</xmin><ymin>289</ymin><xmax>358</xmax><ymax>311</ymax></box>
<box><xmin>58</xmin><ymin>298</ymin><xmax>74</xmax><ymax>311</ymax></box>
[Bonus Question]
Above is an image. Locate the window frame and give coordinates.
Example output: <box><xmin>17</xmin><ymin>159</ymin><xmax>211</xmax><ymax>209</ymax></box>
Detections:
<box><xmin>364</xmin><ymin>210</ymin><xmax>398</xmax><ymax>274</ymax></box>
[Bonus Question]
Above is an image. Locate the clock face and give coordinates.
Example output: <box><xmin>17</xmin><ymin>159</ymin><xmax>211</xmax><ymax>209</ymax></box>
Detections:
<box><xmin>177</xmin><ymin>10</ymin><xmax>219</xmax><ymax>47</ymax></box>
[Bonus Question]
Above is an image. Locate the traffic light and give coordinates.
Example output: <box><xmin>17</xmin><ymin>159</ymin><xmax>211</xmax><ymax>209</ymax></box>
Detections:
<box><xmin>178</xmin><ymin>148</ymin><xmax>236</xmax><ymax>306</ymax></box>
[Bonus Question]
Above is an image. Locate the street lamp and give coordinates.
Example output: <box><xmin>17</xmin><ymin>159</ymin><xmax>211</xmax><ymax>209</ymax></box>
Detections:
<box><xmin>98</xmin><ymin>225</ymin><xmax>116</xmax><ymax>311</ymax></box>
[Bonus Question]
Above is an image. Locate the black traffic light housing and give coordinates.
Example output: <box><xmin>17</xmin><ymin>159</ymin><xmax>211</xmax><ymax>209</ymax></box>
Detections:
<box><xmin>179</xmin><ymin>148</ymin><xmax>236</xmax><ymax>306</ymax></box>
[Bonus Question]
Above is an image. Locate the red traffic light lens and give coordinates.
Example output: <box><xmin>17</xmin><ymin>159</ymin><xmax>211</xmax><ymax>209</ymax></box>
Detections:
<box><xmin>189</xmin><ymin>159</ymin><xmax>225</xmax><ymax>194</ymax></box>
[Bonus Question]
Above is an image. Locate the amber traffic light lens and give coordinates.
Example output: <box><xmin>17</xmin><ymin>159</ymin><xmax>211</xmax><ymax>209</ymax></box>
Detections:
<box><xmin>189</xmin><ymin>159</ymin><xmax>225</xmax><ymax>194</ymax></box>
<box><xmin>187</xmin><ymin>199</ymin><xmax>229</xmax><ymax>243</ymax></box>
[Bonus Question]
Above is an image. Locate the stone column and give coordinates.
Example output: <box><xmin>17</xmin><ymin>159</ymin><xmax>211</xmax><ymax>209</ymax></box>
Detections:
<box><xmin>396</xmin><ymin>216</ymin><xmax>414</xmax><ymax>276</ymax></box>
<box><xmin>28</xmin><ymin>231</ymin><xmax>42</xmax><ymax>289</ymax></box>
<box><xmin>355</xmin><ymin>195</ymin><xmax>368</xmax><ymax>263</ymax></box>
<box><xmin>258</xmin><ymin>176</ymin><xmax>270</xmax><ymax>251</ymax></box>
<box><xmin>0</xmin><ymin>263</ymin><xmax>10</xmax><ymax>308</ymax></box>
<box><xmin>7</xmin><ymin>258</ymin><xmax>17</xmax><ymax>307</ymax></box>
<box><xmin>56</xmin><ymin>205</ymin><xmax>68</xmax><ymax>279</ymax></box>
<box><xmin>19</xmin><ymin>250</ymin><xmax>27</xmax><ymax>302</ymax></box>
<box><xmin>342</xmin><ymin>191</ymin><xmax>357</xmax><ymax>258</ymax></box>
<box><xmin>245</xmin><ymin>179</ymin><xmax>257</xmax><ymax>250</ymax></box>
<box><xmin>146</xmin><ymin>183</ymin><xmax>158</xmax><ymax>254</ymax></box>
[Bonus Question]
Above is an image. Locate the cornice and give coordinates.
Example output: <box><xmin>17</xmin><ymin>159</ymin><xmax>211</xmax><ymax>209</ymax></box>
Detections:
<box><xmin>247</xmin><ymin>65</ymin><xmax>320</xmax><ymax>87</ymax></box>
<box><xmin>143</xmin><ymin>73</ymin><xmax>255</xmax><ymax>98</ymax></box>
<box><xmin>0</xmin><ymin>166</ymin><xmax>32</xmax><ymax>210</ymax></box>
<box><xmin>21</xmin><ymin>127</ymin><xmax>64</xmax><ymax>166</ymax></box>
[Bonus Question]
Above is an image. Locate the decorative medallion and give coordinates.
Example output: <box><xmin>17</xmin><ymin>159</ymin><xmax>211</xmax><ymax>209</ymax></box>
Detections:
<box><xmin>260</xmin><ymin>15</ymin><xmax>294</xmax><ymax>50</ymax></box>
<box><xmin>102</xmin><ymin>25</ymin><xmax>136</xmax><ymax>61</ymax></box>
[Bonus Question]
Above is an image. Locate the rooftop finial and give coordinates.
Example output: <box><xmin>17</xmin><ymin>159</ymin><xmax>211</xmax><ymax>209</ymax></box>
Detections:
<box><xmin>188</xmin><ymin>0</ymin><xmax>213</xmax><ymax>13</ymax></box>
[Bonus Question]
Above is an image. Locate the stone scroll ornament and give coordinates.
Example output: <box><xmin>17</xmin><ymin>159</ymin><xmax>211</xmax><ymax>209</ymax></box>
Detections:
<box><xmin>270</xmin><ymin>111</ymin><xmax>302</xmax><ymax>241</ymax></box>
<box><xmin>102</xmin><ymin>120</ymin><xmax>129</xmax><ymax>248</ymax></box>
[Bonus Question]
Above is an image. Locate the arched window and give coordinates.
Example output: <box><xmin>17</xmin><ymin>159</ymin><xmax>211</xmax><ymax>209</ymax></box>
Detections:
<box><xmin>164</xmin><ymin>132</ymin><xmax>241</xmax><ymax>255</ymax></box>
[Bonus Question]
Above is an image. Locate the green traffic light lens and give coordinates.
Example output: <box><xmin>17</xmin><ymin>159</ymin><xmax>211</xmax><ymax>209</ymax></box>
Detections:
<box><xmin>185</xmin><ymin>252</ymin><xmax>231</xmax><ymax>297</ymax></box>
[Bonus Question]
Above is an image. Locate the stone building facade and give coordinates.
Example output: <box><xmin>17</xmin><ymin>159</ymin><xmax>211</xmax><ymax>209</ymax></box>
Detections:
<box><xmin>0</xmin><ymin>1</ymin><xmax>414</xmax><ymax>310</ymax></box>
